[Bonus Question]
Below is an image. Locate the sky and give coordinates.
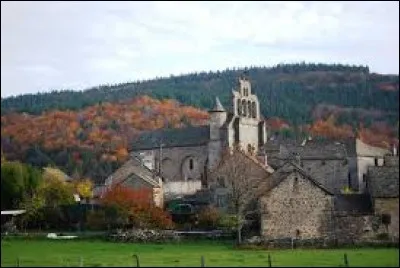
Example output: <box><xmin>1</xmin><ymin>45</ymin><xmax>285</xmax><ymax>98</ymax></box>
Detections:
<box><xmin>1</xmin><ymin>1</ymin><xmax>399</xmax><ymax>98</ymax></box>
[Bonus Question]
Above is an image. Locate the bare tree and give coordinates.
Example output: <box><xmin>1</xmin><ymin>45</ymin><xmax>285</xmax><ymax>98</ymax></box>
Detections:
<box><xmin>210</xmin><ymin>145</ymin><xmax>272</xmax><ymax>244</ymax></box>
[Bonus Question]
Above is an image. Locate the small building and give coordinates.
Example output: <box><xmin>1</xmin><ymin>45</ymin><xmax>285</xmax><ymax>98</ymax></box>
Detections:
<box><xmin>94</xmin><ymin>157</ymin><xmax>164</xmax><ymax>208</ymax></box>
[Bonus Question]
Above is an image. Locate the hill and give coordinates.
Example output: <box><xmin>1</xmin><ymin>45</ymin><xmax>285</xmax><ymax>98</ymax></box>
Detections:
<box><xmin>1</xmin><ymin>96</ymin><xmax>208</xmax><ymax>183</ymax></box>
<box><xmin>1</xmin><ymin>63</ymin><xmax>399</xmax><ymax>182</ymax></box>
<box><xmin>2</xmin><ymin>63</ymin><xmax>398</xmax><ymax>127</ymax></box>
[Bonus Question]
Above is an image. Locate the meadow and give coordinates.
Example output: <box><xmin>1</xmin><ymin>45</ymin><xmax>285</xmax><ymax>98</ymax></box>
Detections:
<box><xmin>1</xmin><ymin>238</ymin><xmax>399</xmax><ymax>267</ymax></box>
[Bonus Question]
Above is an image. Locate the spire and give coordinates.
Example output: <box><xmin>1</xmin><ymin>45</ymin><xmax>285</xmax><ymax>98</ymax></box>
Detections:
<box><xmin>211</xmin><ymin>97</ymin><xmax>225</xmax><ymax>112</ymax></box>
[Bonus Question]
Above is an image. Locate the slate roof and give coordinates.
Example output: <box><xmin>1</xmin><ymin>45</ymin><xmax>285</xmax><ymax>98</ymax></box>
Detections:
<box><xmin>210</xmin><ymin>97</ymin><xmax>225</xmax><ymax>112</ymax></box>
<box><xmin>333</xmin><ymin>194</ymin><xmax>373</xmax><ymax>215</ymax></box>
<box><xmin>260</xmin><ymin>160</ymin><xmax>333</xmax><ymax>196</ymax></box>
<box><xmin>105</xmin><ymin>157</ymin><xmax>161</xmax><ymax>188</ymax></box>
<box><xmin>262</xmin><ymin>138</ymin><xmax>351</xmax><ymax>159</ymax></box>
<box><xmin>367</xmin><ymin>166</ymin><xmax>399</xmax><ymax>198</ymax></box>
<box><xmin>130</xmin><ymin>125</ymin><xmax>210</xmax><ymax>150</ymax></box>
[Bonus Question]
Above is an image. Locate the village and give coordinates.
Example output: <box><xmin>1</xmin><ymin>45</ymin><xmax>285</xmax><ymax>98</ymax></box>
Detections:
<box><xmin>82</xmin><ymin>76</ymin><xmax>398</xmax><ymax>246</ymax></box>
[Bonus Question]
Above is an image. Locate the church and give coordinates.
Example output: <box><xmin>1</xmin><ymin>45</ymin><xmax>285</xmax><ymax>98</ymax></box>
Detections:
<box><xmin>129</xmin><ymin>76</ymin><xmax>268</xmax><ymax>199</ymax></box>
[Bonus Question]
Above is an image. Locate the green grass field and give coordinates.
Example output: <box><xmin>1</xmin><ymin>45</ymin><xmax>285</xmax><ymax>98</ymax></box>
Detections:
<box><xmin>1</xmin><ymin>238</ymin><xmax>399</xmax><ymax>267</ymax></box>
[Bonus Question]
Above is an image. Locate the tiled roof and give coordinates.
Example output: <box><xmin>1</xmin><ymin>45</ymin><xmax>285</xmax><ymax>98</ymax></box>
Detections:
<box><xmin>367</xmin><ymin>166</ymin><xmax>399</xmax><ymax>198</ymax></box>
<box><xmin>130</xmin><ymin>125</ymin><xmax>210</xmax><ymax>151</ymax></box>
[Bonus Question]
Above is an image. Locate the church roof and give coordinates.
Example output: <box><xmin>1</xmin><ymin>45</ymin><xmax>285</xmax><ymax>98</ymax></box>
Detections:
<box><xmin>130</xmin><ymin>125</ymin><xmax>210</xmax><ymax>150</ymax></box>
<box><xmin>209</xmin><ymin>97</ymin><xmax>225</xmax><ymax>112</ymax></box>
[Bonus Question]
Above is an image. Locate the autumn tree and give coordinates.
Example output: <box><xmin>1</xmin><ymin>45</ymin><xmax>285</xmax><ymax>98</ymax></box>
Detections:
<box><xmin>100</xmin><ymin>184</ymin><xmax>173</xmax><ymax>230</ymax></box>
<box><xmin>39</xmin><ymin>167</ymin><xmax>75</xmax><ymax>208</ymax></box>
<box><xmin>74</xmin><ymin>178</ymin><xmax>94</xmax><ymax>203</ymax></box>
<box><xmin>210</xmin><ymin>145</ymin><xmax>272</xmax><ymax>244</ymax></box>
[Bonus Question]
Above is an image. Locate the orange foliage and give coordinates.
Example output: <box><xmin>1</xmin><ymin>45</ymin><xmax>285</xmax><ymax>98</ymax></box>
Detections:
<box><xmin>1</xmin><ymin>95</ymin><xmax>209</xmax><ymax>164</ymax></box>
<box><xmin>266</xmin><ymin>117</ymin><xmax>290</xmax><ymax>131</ymax></box>
<box><xmin>101</xmin><ymin>184</ymin><xmax>153</xmax><ymax>209</ymax></box>
<box><xmin>309</xmin><ymin>115</ymin><xmax>354</xmax><ymax>140</ymax></box>
<box><xmin>100</xmin><ymin>184</ymin><xmax>173</xmax><ymax>229</ymax></box>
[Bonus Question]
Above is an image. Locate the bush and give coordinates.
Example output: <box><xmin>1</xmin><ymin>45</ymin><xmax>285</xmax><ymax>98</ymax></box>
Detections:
<box><xmin>197</xmin><ymin>206</ymin><xmax>220</xmax><ymax>230</ymax></box>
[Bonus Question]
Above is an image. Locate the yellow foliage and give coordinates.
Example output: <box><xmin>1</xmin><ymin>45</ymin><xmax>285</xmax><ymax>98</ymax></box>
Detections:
<box><xmin>75</xmin><ymin>178</ymin><xmax>93</xmax><ymax>199</ymax></box>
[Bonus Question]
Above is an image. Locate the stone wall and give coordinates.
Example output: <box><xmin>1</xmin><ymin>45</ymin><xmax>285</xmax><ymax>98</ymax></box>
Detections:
<box><xmin>238</xmin><ymin>117</ymin><xmax>260</xmax><ymax>153</ymax></box>
<box><xmin>333</xmin><ymin>214</ymin><xmax>376</xmax><ymax>243</ymax></box>
<box><xmin>384</xmin><ymin>155</ymin><xmax>399</xmax><ymax>167</ymax></box>
<box><xmin>155</xmin><ymin>145</ymin><xmax>208</xmax><ymax>182</ymax></box>
<box><xmin>374</xmin><ymin>198</ymin><xmax>399</xmax><ymax>240</ymax></box>
<box><xmin>261</xmin><ymin>172</ymin><xmax>333</xmax><ymax>239</ymax></box>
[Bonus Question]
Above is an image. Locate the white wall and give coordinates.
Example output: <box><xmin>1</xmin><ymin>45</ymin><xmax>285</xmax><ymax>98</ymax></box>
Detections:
<box><xmin>163</xmin><ymin>180</ymin><xmax>202</xmax><ymax>200</ymax></box>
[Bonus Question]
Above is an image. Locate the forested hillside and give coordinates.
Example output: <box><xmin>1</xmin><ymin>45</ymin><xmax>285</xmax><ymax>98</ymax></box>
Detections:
<box><xmin>1</xmin><ymin>96</ymin><xmax>208</xmax><ymax>183</ymax></box>
<box><xmin>1</xmin><ymin>63</ymin><xmax>399</xmax><ymax>183</ymax></box>
<box><xmin>2</xmin><ymin>63</ymin><xmax>398</xmax><ymax>127</ymax></box>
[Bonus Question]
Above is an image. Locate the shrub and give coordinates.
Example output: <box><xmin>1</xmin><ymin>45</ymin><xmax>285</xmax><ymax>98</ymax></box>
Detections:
<box><xmin>197</xmin><ymin>206</ymin><xmax>220</xmax><ymax>230</ymax></box>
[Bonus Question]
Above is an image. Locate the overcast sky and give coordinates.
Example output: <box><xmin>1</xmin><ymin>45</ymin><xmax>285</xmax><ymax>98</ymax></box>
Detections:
<box><xmin>1</xmin><ymin>1</ymin><xmax>399</xmax><ymax>98</ymax></box>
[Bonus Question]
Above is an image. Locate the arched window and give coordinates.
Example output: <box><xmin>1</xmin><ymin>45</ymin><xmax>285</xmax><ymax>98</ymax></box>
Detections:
<box><xmin>248</xmin><ymin>100</ymin><xmax>252</xmax><ymax>118</ymax></box>
<box><xmin>189</xmin><ymin>159</ymin><xmax>194</xmax><ymax>170</ymax></box>
<box><xmin>252</xmin><ymin>102</ymin><xmax>256</xmax><ymax>118</ymax></box>
<box><xmin>237</xmin><ymin>99</ymin><xmax>241</xmax><ymax>115</ymax></box>
<box><xmin>242</xmin><ymin>99</ymin><xmax>247</xmax><ymax>116</ymax></box>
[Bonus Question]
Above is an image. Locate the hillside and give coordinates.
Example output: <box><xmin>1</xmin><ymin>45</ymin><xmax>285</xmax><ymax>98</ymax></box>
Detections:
<box><xmin>1</xmin><ymin>63</ymin><xmax>399</xmax><ymax>182</ymax></box>
<box><xmin>1</xmin><ymin>96</ymin><xmax>208</xmax><ymax>183</ymax></box>
<box><xmin>2</xmin><ymin>63</ymin><xmax>398</xmax><ymax>128</ymax></box>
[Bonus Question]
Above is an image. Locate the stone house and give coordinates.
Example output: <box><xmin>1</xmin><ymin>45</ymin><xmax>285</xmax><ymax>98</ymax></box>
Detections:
<box><xmin>259</xmin><ymin>160</ymin><xmax>379</xmax><ymax>242</ymax></box>
<box><xmin>93</xmin><ymin>157</ymin><xmax>164</xmax><ymax>208</ymax></box>
<box><xmin>129</xmin><ymin>76</ymin><xmax>268</xmax><ymax>200</ymax></box>
<box><xmin>260</xmin><ymin>161</ymin><xmax>335</xmax><ymax>240</ymax></box>
<box><xmin>367</xmin><ymin>155</ymin><xmax>399</xmax><ymax>241</ymax></box>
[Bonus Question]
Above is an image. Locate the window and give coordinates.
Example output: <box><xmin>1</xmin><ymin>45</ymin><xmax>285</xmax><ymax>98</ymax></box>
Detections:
<box><xmin>248</xmin><ymin>100</ymin><xmax>252</xmax><ymax>117</ymax></box>
<box><xmin>295</xmin><ymin>229</ymin><xmax>301</xmax><ymax>237</ymax></box>
<box><xmin>237</xmin><ymin>99</ymin><xmax>241</xmax><ymax>115</ymax></box>
<box><xmin>293</xmin><ymin>177</ymin><xmax>299</xmax><ymax>193</ymax></box>
<box><xmin>382</xmin><ymin>214</ymin><xmax>391</xmax><ymax>225</ymax></box>
<box><xmin>363</xmin><ymin>174</ymin><xmax>367</xmax><ymax>182</ymax></box>
<box><xmin>189</xmin><ymin>159</ymin><xmax>194</xmax><ymax>170</ymax></box>
<box><xmin>251</xmin><ymin>102</ymin><xmax>256</xmax><ymax>118</ymax></box>
<box><xmin>374</xmin><ymin>158</ymin><xmax>378</xmax><ymax>166</ymax></box>
<box><xmin>242</xmin><ymin>99</ymin><xmax>247</xmax><ymax>116</ymax></box>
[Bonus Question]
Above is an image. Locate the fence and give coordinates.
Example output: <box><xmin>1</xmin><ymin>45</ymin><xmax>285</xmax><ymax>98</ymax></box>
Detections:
<box><xmin>13</xmin><ymin>253</ymin><xmax>353</xmax><ymax>267</ymax></box>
